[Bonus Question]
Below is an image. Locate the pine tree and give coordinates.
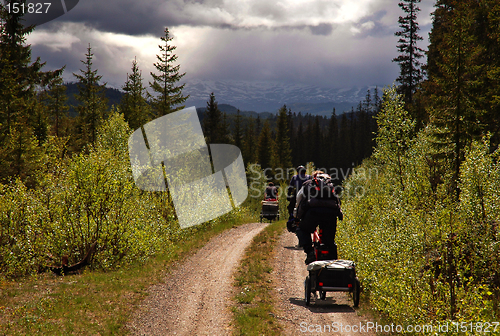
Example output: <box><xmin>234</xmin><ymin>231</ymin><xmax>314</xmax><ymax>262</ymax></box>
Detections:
<box><xmin>149</xmin><ymin>27</ymin><xmax>188</xmax><ymax>117</ymax></box>
<box><xmin>426</xmin><ymin>0</ymin><xmax>483</xmax><ymax>198</ymax></box>
<box><xmin>73</xmin><ymin>44</ymin><xmax>108</xmax><ymax>147</ymax></box>
<box><xmin>256</xmin><ymin>120</ymin><xmax>276</xmax><ymax>175</ymax></box>
<box><xmin>326</xmin><ymin>108</ymin><xmax>339</xmax><ymax>172</ymax></box>
<box><xmin>393</xmin><ymin>0</ymin><xmax>424</xmax><ymax>106</ymax></box>
<box><xmin>42</xmin><ymin>74</ymin><xmax>69</xmax><ymax>137</ymax></box>
<box><xmin>203</xmin><ymin>92</ymin><xmax>224</xmax><ymax>143</ymax></box>
<box><xmin>120</xmin><ymin>57</ymin><xmax>150</xmax><ymax>130</ymax></box>
<box><xmin>295</xmin><ymin>121</ymin><xmax>305</xmax><ymax>166</ymax></box>
<box><xmin>233</xmin><ymin>109</ymin><xmax>243</xmax><ymax>150</ymax></box>
<box><xmin>0</xmin><ymin>2</ymin><xmax>61</xmax><ymax>181</ymax></box>
<box><xmin>0</xmin><ymin>2</ymin><xmax>61</xmax><ymax>137</ymax></box>
<box><xmin>242</xmin><ymin>118</ymin><xmax>257</xmax><ymax>164</ymax></box>
<box><xmin>274</xmin><ymin>105</ymin><xmax>293</xmax><ymax>169</ymax></box>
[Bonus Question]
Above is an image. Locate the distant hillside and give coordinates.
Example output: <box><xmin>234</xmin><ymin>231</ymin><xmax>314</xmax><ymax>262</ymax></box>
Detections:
<box><xmin>183</xmin><ymin>79</ymin><xmax>377</xmax><ymax>114</ymax></box>
<box><xmin>196</xmin><ymin>104</ymin><xmax>274</xmax><ymax>120</ymax></box>
<box><xmin>63</xmin><ymin>81</ymin><xmax>362</xmax><ymax>118</ymax></box>
<box><xmin>65</xmin><ymin>82</ymin><xmax>124</xmax><ymax>116</ymax></box>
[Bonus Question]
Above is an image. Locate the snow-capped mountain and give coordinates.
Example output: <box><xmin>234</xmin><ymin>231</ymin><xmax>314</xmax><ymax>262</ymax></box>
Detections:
<box><xmin>183</xmin><ymin>79</ymin><xmax>382</xmax><ymax>115</ymax></box>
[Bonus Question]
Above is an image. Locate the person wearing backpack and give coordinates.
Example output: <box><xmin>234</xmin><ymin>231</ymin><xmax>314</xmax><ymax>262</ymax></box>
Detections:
<box><xmin>293</xmin><ymin>171</ymin><xmax>343</xmax><ymax>264</ymax></box>
<box><xmin>264</xmin><ymin>182</ymin><xmax>279</xmax><ymax>200</ymax></box>
<box><xmin>286</xmin><ymin>165</ymin><xmax>311</xmax><ymax>234</ymax></box>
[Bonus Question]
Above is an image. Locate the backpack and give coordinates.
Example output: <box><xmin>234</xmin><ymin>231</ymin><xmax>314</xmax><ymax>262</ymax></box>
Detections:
<box><xmin>296</xmin><ymin>177</ymin><xmax>340</xmax><ymax>220</ymax></box>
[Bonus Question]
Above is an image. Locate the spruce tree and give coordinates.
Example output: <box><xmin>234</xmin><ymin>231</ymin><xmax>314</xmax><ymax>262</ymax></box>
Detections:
<box><xmin>393</xmin><ymin>0</ymin><xmax>424</xmax><ymax>106</ymax></box>
<box><xmin>429</xmin><ymin>0</ymin><xmax>483</xmax><ymax>198</ymax></box>
<box><xmin>0</xmin><ymin>1</ymin><xmax>61</xmax><ymax>136</ymax></box>
<box><xmin>73</xmin><ymin>44</ymin><xmax>108</xmax><ymax>147</ymax></box>
<box><xmin>326</xmin><ymin>108</ymin><xmax>339</xmax><ymax>172</ymax></box>
<box><xmin>274</xmin><ymin>105</ymin><xmax>293</xmax><ymax>169</ymax></box>
<box><xmin>120</xmin><ymin>57</ymin><xmax>150</xmax><ymax>130</ymax></box>
<box><xmin>233</xmin><ymin>109</ymin><xmax>243</xmax><ymax>150</ymax></box>
<box><xmin>257</xmin><ymin>120</ymin><xmax>276</xmax><ymax>175</ymax></box>
<box><xmin>242</xmin><ymin>118</ymin><xmax>257</xmax><ymax>164</ymax></box>
<box><xmin>203</xmin><ymin>92</ymin><xmax>224</xmax><ymax>144</ymax></box>
<box><xmin>149</xmin><ymin>27</ymin><xmax>188</xmax><ymax>117</ymax></box>
<box><xmin>0</xmin><ymin>2</ymin><xmax>60</xmax><ymax>181</ymax></box>
<box><xmin>43</xmin><ymin>74</ymin><xmax>69</xmax><ymax>137</ymax></box>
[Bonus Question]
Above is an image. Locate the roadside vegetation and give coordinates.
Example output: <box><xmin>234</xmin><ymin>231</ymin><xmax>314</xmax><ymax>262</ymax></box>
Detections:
<box><xmin>338</xmin><ymin>87</ymin><xmax>500</xmax><ymax>334</ymax></box>
<box><xmin>0</xmin><ymin>207</ymin><xmax>255</xmax><ymax>335</ymax></box>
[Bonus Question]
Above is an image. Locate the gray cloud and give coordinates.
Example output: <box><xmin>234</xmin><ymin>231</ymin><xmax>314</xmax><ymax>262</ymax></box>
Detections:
<box><xmin>27</xmin><ymin>0</ymin><xmax>436</xmax><ymax>97</ymax></box>
<box><xmin>309</xmin><ymin>23</ymin><xmax>334</xmax><ymax>36</ymax></box>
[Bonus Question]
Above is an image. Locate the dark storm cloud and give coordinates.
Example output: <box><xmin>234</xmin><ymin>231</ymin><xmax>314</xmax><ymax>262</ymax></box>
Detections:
<box><xmin>27</xmin><ymin>0</ymin><xmax>438</xmax><ymax>94</ymax></box>
<box><xmin>309</xmin><ymin>23</ymin><xmax>334</xmax><ymax>36</ymax></box>
<box><xmin>48</xmin><ymin>0</ymin><xmax>168</xmax><ymax>35</ymax></box>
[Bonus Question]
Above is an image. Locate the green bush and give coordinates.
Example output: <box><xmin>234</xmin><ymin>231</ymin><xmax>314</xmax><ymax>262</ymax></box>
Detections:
<box><xmin>338</xmin><ymin>87</ymin><xmax>500</xmax><ymax>333</ymax></box>
<box><xmin>0</xmin><ymin>110</ymin><xmax>252</xmax><ymax>278</ymax></box>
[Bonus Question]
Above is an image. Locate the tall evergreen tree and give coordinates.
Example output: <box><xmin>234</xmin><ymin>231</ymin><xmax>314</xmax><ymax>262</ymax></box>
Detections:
<box><xmin>426</xmin><ymin>0</ymin><xmax>483</xmax><ymax>198</ymax></box>
<box><xmin>233</xmin><ymin>110</ymin><xmax>243</xmax><ymax>150</ymax></box>
<box><xmin>203</xmin><ymin>92</ymin><xmax>226</xmax><ymax>143</ymax></box>
<box><xmin>242</xmin><ymin>118</ymin><xmax>257</xmax><ymax>164</ymax></box>
<box><xmin>393</xmin><ymin>0</ymin><xmax>424</xmax><ymax>107</ymax></box>
<box><xmin>73</xmin><ymin>44</ymin><xmax>108</xmax><ymax>147</ymax></box>
<box><xmin>0</xmin><ymin>1</ymin><xmax>61</xmax><ymax>136</ymax></box>
<box><xmin>274</xmin><ymin>105</ymin><xmax>293</xmax><ymax>169</ymax></box>
<box><xmin>43</xmin><ymin>74</ymin><xmax>69</xmax><ymax>137</ymax></box>
<box><xmin>149</xmin><ymin>27</ymin><xmax>188</xmax><ymax>117</ymax></box>
<box><xmin>120</xmin><ymin>57</ymin><xmax>150</xmax><ymax>130</ymax></box>
<box><xmin>326</xmin><ymin>108</ymin><xmax>339</xmax><ymax>172</ymax></box>
<box><xmin>0</xmin><ymin>2</ymin><xmax>61</xmax><ymax>181</ymax></box>
<box><xmin>257</xmin><ymin>120</ymin><xmax>276</xmax><ymax>174</ymax></box>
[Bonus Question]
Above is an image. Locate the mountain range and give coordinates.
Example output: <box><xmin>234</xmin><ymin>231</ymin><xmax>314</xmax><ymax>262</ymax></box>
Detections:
<box><xmin>183</xmin><ymin>79</ymin><xmax>382</xmax><ymax>115</ymax></box>
<box><xmin>64</xmin><ymin>80</ymin><xmax>382</xmax><ymax>117</ymax></box>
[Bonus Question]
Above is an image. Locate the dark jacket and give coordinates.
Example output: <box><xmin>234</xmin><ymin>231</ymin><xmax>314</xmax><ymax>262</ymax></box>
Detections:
<box><xmin>295</xmin><ymin>179</ymin><xmax>342</xmax><ymax>220</ymax></box>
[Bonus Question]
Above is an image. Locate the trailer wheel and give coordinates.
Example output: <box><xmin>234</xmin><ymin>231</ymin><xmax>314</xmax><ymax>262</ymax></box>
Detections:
<box><xmin>304</xmin><ymin>276</ymin><xmax>312</xmax><ymax>306</ymax></box>
<box><xmin>353</xmin><ymin>278</ymin><xmax>360</xmax><ymax>307</ymax></box>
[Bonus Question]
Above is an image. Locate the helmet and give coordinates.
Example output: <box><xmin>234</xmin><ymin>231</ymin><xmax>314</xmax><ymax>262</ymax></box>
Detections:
<box><xmin>296</xmin><ymin>165</ymin><xmax>306</xmax><ymax>173</ymax></box>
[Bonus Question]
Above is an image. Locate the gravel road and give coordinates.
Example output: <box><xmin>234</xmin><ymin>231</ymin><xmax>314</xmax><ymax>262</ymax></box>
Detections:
<box><xmin>271</xmin><ymin>231</ymin><xmax>375</xmax><ymax>336</ymax></box>
<box><xmin>127</xmin><ymin>222</ymin><xmax>374</xmax><ymax>335</ymax></box>
<box><xmin>127</xmin><ymin>222</ymin><xmax>268</xmax><ymax>336</ymax></box>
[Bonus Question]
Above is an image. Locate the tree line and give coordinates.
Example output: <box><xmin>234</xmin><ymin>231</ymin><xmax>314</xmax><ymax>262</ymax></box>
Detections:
<box><xmin>201</xmin><ymin>90</ymin><xmax>381</xmax><ymax>185</ymax></box>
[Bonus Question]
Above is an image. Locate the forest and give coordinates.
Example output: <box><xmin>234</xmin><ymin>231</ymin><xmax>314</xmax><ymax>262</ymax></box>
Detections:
<box><xmin>1</xmin><ymin>0</ymin><xmax>500</xmax><ymax>331</ymax></box>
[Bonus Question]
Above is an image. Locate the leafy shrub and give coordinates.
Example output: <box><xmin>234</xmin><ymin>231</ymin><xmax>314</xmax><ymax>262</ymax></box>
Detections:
<box><xmin>338</xmin><ymin>87</ymin><xmax>500</xmax><ymax>333</ymax></box>
<box><xmin>0</xmin><ymin>110</ymin><xmax>251</xmax><ymax>278</ymax></box>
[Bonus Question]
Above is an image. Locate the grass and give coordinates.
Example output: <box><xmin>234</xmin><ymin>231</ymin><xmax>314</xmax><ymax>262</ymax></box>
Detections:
<box><xmin>232</xmin><ymin>219</ymin><xmax>285</xmax><ymax>336</ymax></box>
<box><xmin>0</xmin><ymin>212</ymin><xmax>256</xmax><ymax>336</ymax></box>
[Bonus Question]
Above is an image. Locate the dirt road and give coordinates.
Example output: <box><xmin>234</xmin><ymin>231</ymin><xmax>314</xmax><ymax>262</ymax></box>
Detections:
<box><xmin>127</xmin><ymin>222</ymin><xmax>374</xmax><ymax>335</ymax></box>
<box><xmin>271</xmin><ymin>231</ymin><xmax>375</xmax><ymax>335</ymax></box>
<box><xmin>127</xmin><ymin>222</ymin><xmax>268</xmax><ymax>336</ymax></box>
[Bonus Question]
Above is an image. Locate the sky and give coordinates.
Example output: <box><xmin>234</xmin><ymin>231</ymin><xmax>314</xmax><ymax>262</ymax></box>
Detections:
<box><xmin>25</xmin><ymin>0</ymin><xmax>436</xmax><ymax>91</ymax></box>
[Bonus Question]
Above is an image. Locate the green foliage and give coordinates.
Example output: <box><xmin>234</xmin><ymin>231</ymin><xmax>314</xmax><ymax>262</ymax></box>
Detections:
<box><xmin>339</xmin><ymin>87</ymin><xmax>500</xmax><ymax>332</ymax></box>
<box><xmin>374</xmin><ymin>86</ymin><xmax>416</xmax><ymax>192</ymax></box>
<box><xmin>0</xmin><ymin>109</ymin><xmax>253</xmax><ymax>279</ymax></box>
